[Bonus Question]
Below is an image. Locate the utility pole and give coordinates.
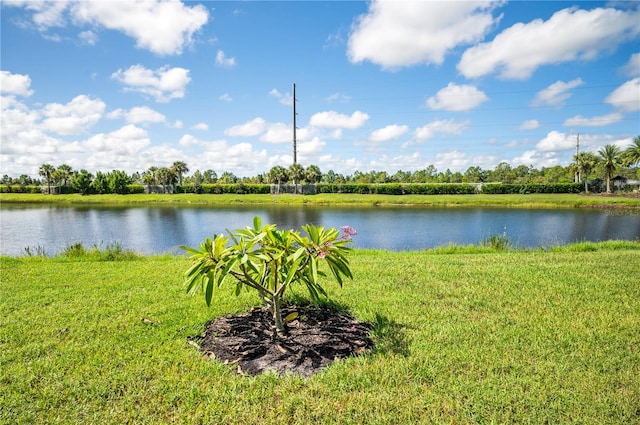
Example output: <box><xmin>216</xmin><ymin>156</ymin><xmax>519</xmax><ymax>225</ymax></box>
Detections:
<box><xmin>575</xmin><ymin>133</ymin><xmax>581</xmax><ymax>183</ymax></box>
<box><xmin>292</xmin><ymin>83</ymin><xmax>297</xmax><ymax>165</ymax></box>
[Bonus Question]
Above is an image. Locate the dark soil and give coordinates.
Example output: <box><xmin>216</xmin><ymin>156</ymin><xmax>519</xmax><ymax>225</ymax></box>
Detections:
<box><xmin>189</xmin><ymin>304</ymin><xmax>375</xmax><ymax>377</ymax></box>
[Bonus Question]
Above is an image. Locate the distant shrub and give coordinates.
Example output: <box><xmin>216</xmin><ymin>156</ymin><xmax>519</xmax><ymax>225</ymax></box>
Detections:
<box><xmin>316</xmin><ymin>183</ymin><xmax>477</xmax><ymax>195</ymax></box>
<box><xmin>480</xmin><ymin>183</ymin><xmax>581</xmax><ymax>194</ymax></box>
<box><xmin>127</xmin><ymin>184</ymin><xmax>145</xmax><ymax>194</ymax></box>
<box><xmin>0</xmin><ymin>185</ymin><xmax>41</xmax><ymax>193</ymax></box>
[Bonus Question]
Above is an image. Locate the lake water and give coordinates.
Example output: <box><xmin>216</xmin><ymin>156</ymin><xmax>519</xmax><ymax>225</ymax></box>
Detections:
<box><xmin>1</xmin><ymin>204</ymin><xmax>638</xmax><ymax>256</ymax></box>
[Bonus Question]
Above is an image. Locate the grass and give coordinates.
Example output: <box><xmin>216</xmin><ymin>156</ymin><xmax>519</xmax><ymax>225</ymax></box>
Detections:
<box><xmin>2</xmin><ymin>192</ymin><xmax>640</xmax><ymax>209</ymax></box>
<box><xmin>1</xmin><ymin>243</ymin><xmax>639</xmax><ymax>424</ymax></box>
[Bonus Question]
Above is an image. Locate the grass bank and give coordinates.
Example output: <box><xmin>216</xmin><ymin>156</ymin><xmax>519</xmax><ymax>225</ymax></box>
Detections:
<box><xmin>2</xmin><ymin>243</ymin><xmax>639</xmax><ymax>424</ymax></box>
<box><xmin>1</xmin><ymin>192</ymin><xmax>640</xmax><ymax>209</ymax></box>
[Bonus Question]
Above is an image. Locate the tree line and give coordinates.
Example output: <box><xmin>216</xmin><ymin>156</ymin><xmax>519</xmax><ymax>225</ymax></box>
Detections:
<box><xmin>2</xmin><ymin>138</ymin><xmax>639</xmax><ymax>195</ymax></box>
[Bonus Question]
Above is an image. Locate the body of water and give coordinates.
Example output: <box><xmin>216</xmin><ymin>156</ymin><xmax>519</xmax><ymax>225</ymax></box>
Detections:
<box><xmin>1</xmin><ymin>204</ymin><xmax>638</xmax><ymax>256</ymax></box>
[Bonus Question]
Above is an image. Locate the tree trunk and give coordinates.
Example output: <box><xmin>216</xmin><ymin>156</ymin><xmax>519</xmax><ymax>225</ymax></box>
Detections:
<box><xmin>272</xmin><ymin>296</ymin><xmax>285</xmax><ymax>335</ymax></box>
<box><xmin>584</xmin><ymin>172</ymin><xmax>589</xmax><ymax>193</ymax></box>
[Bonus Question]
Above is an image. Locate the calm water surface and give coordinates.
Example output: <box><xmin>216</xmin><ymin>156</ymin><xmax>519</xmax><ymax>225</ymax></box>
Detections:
<box><xmin>1</xmin><ymin>204</ymin><xmax>638</xmax><ymax>256</ymax></box>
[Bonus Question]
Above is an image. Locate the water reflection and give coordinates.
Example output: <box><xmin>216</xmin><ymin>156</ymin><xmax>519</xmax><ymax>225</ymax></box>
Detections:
<box><xmin>0</xmin><ymin>204</ymin><xmax>638</xmax><ymax>256</ymax></box>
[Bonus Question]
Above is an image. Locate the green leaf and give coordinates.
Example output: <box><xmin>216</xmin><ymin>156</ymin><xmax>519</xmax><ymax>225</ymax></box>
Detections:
<box><xmin>204</xmin><ymin>274</ymin><xmax>213</xmax><ymax>307</ymax></box>
<box><xmin>253</xmin><ymin>215</ymin><xmax>262</xmax><ymax>231</ymax></box>
<box><xmin>284</xmin><ymin>312</ymin><xmax>299</xmax><ymax>322</ymax></box>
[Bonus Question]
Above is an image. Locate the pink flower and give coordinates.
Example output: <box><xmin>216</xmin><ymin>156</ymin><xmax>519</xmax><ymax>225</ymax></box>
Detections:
<box><xmin>340</xmin><ymin>226</ymin><xmax>357</xmax><ymax>240</ymax></box>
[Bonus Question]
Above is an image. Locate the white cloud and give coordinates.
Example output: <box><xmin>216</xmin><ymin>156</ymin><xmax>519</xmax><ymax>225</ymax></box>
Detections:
<box><xmin>111</xmin><ymin>65</ymin><xmax>191</xmax><ymax>103</ymax></box>
<box><xmin>269</xmin><ymin>88</ymin><xmax>292</xmax><ymax>106</ymax></box>
<box><xmin>433</xmin><ymin>150</ymin><xmax>472</xmax><ymax>172</ymax></box>
<box><xmin>414</xmin><ymin>119</ymin><xmax>470</xmax><ymax>141</ymax></box>
<box><xmin>622</xmin><ymin>52</ymin><xmax>640</xmax><ymax>77</ymax></box>
<box><xmin>536</xmin><ymin>131</ymin><xmax>575</xmax><ymax>152</ymax></box>
<box><xmin>348</xmin><ymin>0</ymin><xmax>501</xmax><ymax>69</ymax></box>
<box><xmin>605</xmin><ymin>78</ymin><xmax>640</xmax><ymax>112</ymax></box>
<box><xmin>1</xmin><ymin>96</ymin><xmax>40</xmax><ymax>139</ymax></box>
<box><xmin>219</xmin><ymin>93</ymin><xmax>232</xmax><ymax>102</ymax></box>
<box><xmin>78</xmin><ymin>30</ymin><xmax>97</xmax><ymax>46</ymax></box>
<box><xmin>511</xmin><ymin>150</ymin><xmax>559</xmax><ymax>168</ymax></box>
<box><xmin>71</xmin><ymin>1</ymin><xmax>208</xmax><ymax>55</ymax></box>
<box><xmin>6</xmin><ymin>0</ymin><xmax>70</xmax><ymax>30</ymax></box>
<box><xmin>309</xmin><ymin>110</ymin><xmax>369</xmax><ymax>129</ymax></box>
<box><xmin>84</xmin><ymin>124</ymin><xmax>150</xmax><ymax>155</ymax></box>
<box><xmin>518</xmin><ymin>119</ymin><xmax>540</xmax><ymax>130</ymax></box>
<box><xmin>178</xmin><ymin>134</ymin><xmax>199</xmax><ymax>147</ymax></box>
<box><xmin>5</xmin><ymin>0</ymin><xmax>207</xmax><ymax>55</ymax></box>
<box><xmin>225</xmin><ymin>117</ymin><xmax>267</xmax><ymax>137</ymax></box>
<box><xmin>327</xmin><ymin>93</ymin><xmax>351</xmax><ymax>103</ymax></box>
<box><xmin>215</xmin><ymin>50</ymin><xmax>236</xmax><ymax>68</ymax></box>
<box><xmin>427</xmin><ymin>83</ymin><xmax>488</xmax><ymax>111</ymax></box>
<box><xmin>122</xmin><ymin>106</ymin><xmax>166</xmax><ymax>124</ymax></box>
<box><xmin>0</xmin><ymin>71</ymin><xmax>34</xmax><ymax>96</ymax></box>
<box><xmin>458</xmin><ymin>7</ymin><xmax>640</xmax><ymax>79</ymax></box>
<box><xmin>298</xmin><ymin>137</ymin><xmax>326</xmax><ymax>157</ymax></box>
<box><xmin>532</xmin><ymin>78</ymin><xmax>583</xmax><ymax>107</ymax></box>
<box><xmin>192</xmin><ymin>123</ymin><xmax>208</xmax><ymax>131</ymax></box>
<box><xmin>370</xmin><ymin>151</ymin><xmax>424</xmax><ymax>172</ymax></box>
<box><xmin>261</xmin><ymin>123</ymin><xmax>291</xmax><ymax>144</ymax></box>
<box><xmin>369</xmin><ymin>124</ymin><xmax>409</xmax><ymax>143</ymax></box>
<box><xmin>563</xmin><ymin>113</ymin><xmax>623</xmax><ymax>127</ymax></box>
<box><xmin>188</xmin><ymin>138</ymin><xmax>270</xmax><ymax>176</ymax></box>
<box><xmin>41</xmin><ymin>95</ymin><xmax>105</xmax><ymax>135</ymax></box>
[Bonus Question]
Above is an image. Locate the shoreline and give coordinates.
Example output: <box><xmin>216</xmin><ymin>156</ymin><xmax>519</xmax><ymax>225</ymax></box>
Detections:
<box><xmin>2</xmin><ymin>192</ymin><xmax>640</xmax><ymax>209</ymax></box>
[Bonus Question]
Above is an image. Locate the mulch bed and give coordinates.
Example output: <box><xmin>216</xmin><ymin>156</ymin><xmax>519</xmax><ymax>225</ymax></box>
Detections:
<box><xmin>189</xmin><ymin>304</ymin><xmax>375</xmax><ymax>377</ymax></box>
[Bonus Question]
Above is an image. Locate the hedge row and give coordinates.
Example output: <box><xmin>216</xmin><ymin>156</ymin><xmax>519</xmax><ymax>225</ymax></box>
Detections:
<box><xmin>0</xmin><ymin>185</ymin><xmax>42</xmax><ymax>194</ymax></box>
<box><xmin>316</xmin><ymin>183</ymin><xmax>478</xmax><ymax>195</ymax></box>
<box><xmin>0</xmin><ymin>182</ymin><xmax>584</xmax><ymax>195</ymax></box>
<box><xmin>480</xmin><ymin>183</ymin><xmax>582</xmax><ymax>194</ymax></box>
<box><xmin>175</xmin><ymin>184</ymin><xmax>271</xmax><ymax>194</ymax></box>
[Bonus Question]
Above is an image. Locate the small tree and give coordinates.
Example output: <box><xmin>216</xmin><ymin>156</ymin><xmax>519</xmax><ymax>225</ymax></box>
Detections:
<box><xmin>171</xmin><ymin>161</ymin><xmax>189</xmax><ymax>185</ymax></box>
<box><xmin>598</xmin><ymin>144</ymin><xmax>622</xmax><ymax>193</ymax></box>
<box><xmin>268</xmin><ymin>166</ymin><xmax>289</xmax><ymax>194</ymax></box>
<box><xmin>72</xmin><ymin>169</ymin><xmax>93</xmax><ymax>195</ymax></box>
<box><xmin>39</xmin><ymin>164</ymin><xmax>55</xmax><ymax>194</ymax></box>
<box><xmin>289</xmin><ymin>163</ymin><xmax>305</xmax><ymax>192</ymax></box>
<box><xmin>305</xmin><ymin>164</ymin><xmax>322</xmax><ymax>184</ymax></box>
<box><xmin>574</xmin><ymin>152</ymin><xmax>598</xmax><ymax>193</ymax></box>
<box><xmin>182</xmin><ymin>217</ymin><xmax>356</xmax><ymax>335</ymax></box>
<box><xmin>621</xmin><ymin>136</ymin><xmax>640</xmax><ymax>167</ymax></box>
<box><xmin>107</xmin><ymin>170</ymin><xmax>131</xmax><ymax>194</ymax></box>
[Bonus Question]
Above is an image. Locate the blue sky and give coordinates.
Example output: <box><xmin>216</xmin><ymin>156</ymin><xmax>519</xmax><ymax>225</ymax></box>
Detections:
<box><xmin>1</xmin><ymin>0</ymin><xmax>639</xmax><ymax>179</ymax></box>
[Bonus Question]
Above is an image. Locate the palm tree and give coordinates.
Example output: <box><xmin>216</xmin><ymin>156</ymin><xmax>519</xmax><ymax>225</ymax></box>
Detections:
<box><xmin>574</xmin><ymin>152</ymin><xmax>598</xmax><ymax>193</ymax></box>
<box><xmin>288</xmin><ymin>163</ymin><xmax>305</xmax><ymax>194</ymax></box>
<box><xmin>156</xmin><ymin>167</ymin><xmax>175</xmax><ymax>193</ymax></box>
<box><xmin>305</xmin><ymin>164</ymin><xmax>322</xmax><ymax>184</ymax></box>
<box><xmin>171</xmin><ymin>161</ymin><xmax>189</xmax><ymax>186</ymax></box>
<box><xmin>38</xmin><ymin>163</ymin><xmax>55</xmax><ymax>194</ymax></box>
<box><xmin>141</xmin><ymin>171</ymin><xmax>155</xmax><ymax>193</ymax></box>
<box><xmin>268</xmin><ymin>166</ymin><xmax>289</xmax><ymax>194</ymax></box>
<box><xmin>56</xmin><ymin>164</ymin><xmax>73</xmax><ymax>188</ymax></box>
<box><xmin>597</xmin><ymin>144</ymin><xmax>622</xmax><ymax>193</ymax></box>
<box><xmin>621</xmin><ymin>136</ymin><xmax>640</xmax><ymax>167</ymax></box>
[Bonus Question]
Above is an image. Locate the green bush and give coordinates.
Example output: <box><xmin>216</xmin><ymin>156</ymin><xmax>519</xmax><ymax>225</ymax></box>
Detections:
<box><xmin>126</xmin><ymin>184</ymin><xmax>145</xmax><ymax>194</ymax></box>
<box><xmin>480</xmin><ymin>183</ymin><xmax>581</xmax><ymax>194</ymax></box>
<box><xmin>0</xmin><ymin>185</ymin><xmax>42</xmax><ymax>194</ymax></box>
<box><xmin>316</xmin><ymin>183</ymin><xmax>477</xmax><ymax>195</ymax></box>
<box><xmin>197</xmin><ymin>184</ymin><xmax>270</xmax><ymax>194</ymax></box>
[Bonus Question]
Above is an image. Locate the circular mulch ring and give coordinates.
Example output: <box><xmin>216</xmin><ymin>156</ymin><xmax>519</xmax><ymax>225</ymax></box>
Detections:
<box><xmin>189</xmin><ymin>304</ymin><xmax>375</xmax><ymax>377</ymax></box>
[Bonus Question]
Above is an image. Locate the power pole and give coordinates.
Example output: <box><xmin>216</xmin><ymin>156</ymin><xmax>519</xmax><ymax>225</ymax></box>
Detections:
<box><xmin>575</xmin><ymin>133</ymin><xmax>581</xmax><ymax>183</ymax></box>
<box><xmin>292</xmin><ymin>83</ymin><xmax>297</xmax><ymax>165</ymax></box>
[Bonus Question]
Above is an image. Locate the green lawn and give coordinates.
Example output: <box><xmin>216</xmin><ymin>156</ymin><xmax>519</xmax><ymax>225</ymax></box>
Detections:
<box><xmin>1</xmin><ymin>245</ymin><xmax>639</xmax><ymax>424</ymax></box>
<box><xmin>2</xmin><ymin>192</ymin><xmax>640</xmax><ymax>209</ymax></box>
